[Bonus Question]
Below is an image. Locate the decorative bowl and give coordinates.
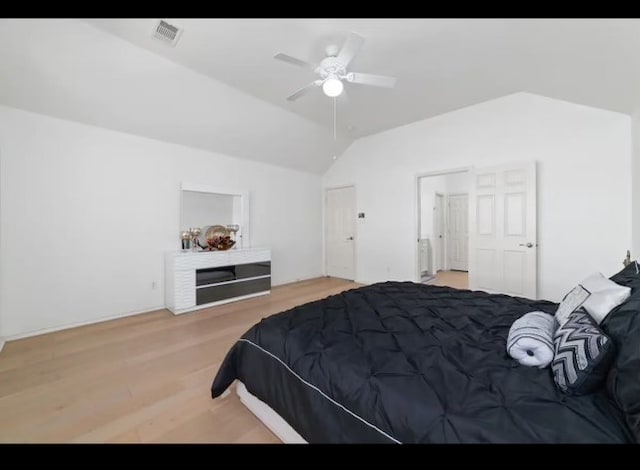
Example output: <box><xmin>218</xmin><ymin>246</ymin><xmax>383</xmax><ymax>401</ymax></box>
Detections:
<box><xmin>199</xmin><ymin>225</ymin><xmax>236</xmax><ymax>251</ymax></box>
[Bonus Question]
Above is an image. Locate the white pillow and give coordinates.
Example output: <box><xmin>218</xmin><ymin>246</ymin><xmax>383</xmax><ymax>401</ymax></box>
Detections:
<box><xmin>579</xmin><ymin>272</ymin><xmax>631</xmax><ymax>324</ymax></box>
<box><xmin>555</xmin><ymin>284</ymin><xmax>590</xmax><ymax>327</ymax></box>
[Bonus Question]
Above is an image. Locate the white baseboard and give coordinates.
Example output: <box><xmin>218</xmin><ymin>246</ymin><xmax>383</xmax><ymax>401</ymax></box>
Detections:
<box><xmin>0</xmin><ymin>337</ymin><xmax>5</xmax><ymax>353</ymax></box>
<box><xmin>4</xmin><ymin>275</ymin><xmax>337</xmax><ymax>342</ymax></box>
<box><xmin>6</xmin><ymin>305</ymin><xmax>167</xmax><ymax>341</ymax></box>
<box><xmin>4</xmin><ymin>278</ymin><xmax>318</xmax><ymax>341</ymax></box>
<box><xmin>271</xmin><ymin>274</ymin><xmax>325</xmax><ymax>287</ymax></box>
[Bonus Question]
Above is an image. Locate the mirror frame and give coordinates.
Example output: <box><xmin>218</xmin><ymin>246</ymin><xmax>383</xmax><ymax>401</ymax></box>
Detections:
<box><xmin>180</xmin><ymin>182</ymin><xmax>250</xmax><ymax>249</ymax></box>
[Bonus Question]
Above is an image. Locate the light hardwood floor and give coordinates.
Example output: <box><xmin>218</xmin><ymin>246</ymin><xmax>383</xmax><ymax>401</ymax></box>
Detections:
<box><xmin>0</xmin><ymin>277</ymin><xmax>359</xmax><ymax>443</ymax></box>
<box><xmin>431</xmin><ymin>270</ymin><xmax>469</xmax><ymax>290</ymax></box>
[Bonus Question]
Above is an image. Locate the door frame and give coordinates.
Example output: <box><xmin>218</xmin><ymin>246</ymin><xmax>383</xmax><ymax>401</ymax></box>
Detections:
<box><xmin>324</xmin><ymin>184</ymin><xmax>357</xmax><ymax>280</ymax></box>
<box><xmin>414</xmin><ymin>167</ymin><xmax>472</xmax><ymax>283</ymax></box>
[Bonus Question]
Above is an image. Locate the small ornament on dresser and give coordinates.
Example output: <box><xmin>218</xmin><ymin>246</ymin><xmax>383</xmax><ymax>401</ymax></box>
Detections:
<box><xmin>188</xmin><ymin>227</ymin><xmax>202</xmax><ymax>251</ymax></box>
<box><xmin>226</xmin><ymin>224</ymin><xmax>240</xmax><ymax>248</ymax></box>
<box><xmin>180</xmin><ymin>230</ymin><xmax>191</xmax><ymax>251</ymax></box>
<box><xmin>180</xmin><ymin>227</ymin><xmax>202</xmax><ymax>251</ymax></box>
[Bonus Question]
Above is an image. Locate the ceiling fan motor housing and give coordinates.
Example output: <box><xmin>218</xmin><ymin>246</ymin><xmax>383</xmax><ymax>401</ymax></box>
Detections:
<box><xmin>318</xmin><ymin>57</ymin><xmax>347</xmax><ymax>80</ymax></box>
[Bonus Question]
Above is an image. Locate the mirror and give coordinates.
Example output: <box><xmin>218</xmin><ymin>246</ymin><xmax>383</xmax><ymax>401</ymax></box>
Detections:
<box><xmin>180</xmin><ymin>182</ymin><xmax>250</xmax><ymax>249</ymax></box>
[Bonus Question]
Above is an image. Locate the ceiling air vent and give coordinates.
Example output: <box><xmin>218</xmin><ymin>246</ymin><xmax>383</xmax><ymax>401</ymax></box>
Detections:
<box><xmin>152</xmin><ymin>20</ymin><xmax>183</xmax><ymax>47</ymax></box>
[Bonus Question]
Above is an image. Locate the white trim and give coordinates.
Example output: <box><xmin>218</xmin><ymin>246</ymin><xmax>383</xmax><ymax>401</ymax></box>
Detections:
<box><xmin>235</xmin><ymin>381</ymin><xmax>307</xmax><ymax>444</ymax></box>
<box><xmin>180</xmin><ymin>182</ymin><xmax>245</xmax><ymax>196</ymax></box>
<box><xmin>324</xmin><ymin>183</ymin><xmax>358</xmax><ymax>192</ymax></box>
<box><xmin>271</xmin><ymin>274</ymin><xmax>325</xmax><ymax>287</ymax></box>
<box><xmin>3</xmin><ymin>277</ymin><xmax>316</xmax><ymax>342</ymax></box>
<box><xmin>237</xmin><ymin>338</ymin><xmax>401</xmax><ymax>444</ymax></box>
<box><xmin>195</xmin><ymin>274</ymin><xmax>271</xmax><ymax>289</ymax></box>
<box><xmin>415</xmin><ymin>166</ymin><xmax>472</xmax><ymax>179</ymax></box>
<box><xmin>5</xmin><ymin>304</ymin><xmax>166</xmax><ymax>341</ymax></box>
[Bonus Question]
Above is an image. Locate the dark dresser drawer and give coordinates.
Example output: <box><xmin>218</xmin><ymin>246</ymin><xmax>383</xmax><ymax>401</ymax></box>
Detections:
<box><xmin>196</xmin><ymin>262</ymin><xmax>271</xmax><ymax>286</ymax></box>
<box><xmin>196</xmin><ymin>277</ymin><xmax>271</xmax><ymax>305</ymax></box>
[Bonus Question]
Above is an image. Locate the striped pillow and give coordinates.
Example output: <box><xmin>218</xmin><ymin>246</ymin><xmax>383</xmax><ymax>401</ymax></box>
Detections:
<box><xmin>551</xmin><ymin>309</ymin><xmax>616</xmax><ymax>395</ymax></box>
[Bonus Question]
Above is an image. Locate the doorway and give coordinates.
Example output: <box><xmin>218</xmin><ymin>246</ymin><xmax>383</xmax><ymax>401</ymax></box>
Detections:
<box><xmin>416</xmin><ymin>161</ymin><xmax>538</xmax><ymax>298</ymax></box>
<box><xmin>417</xmin><ymin>170</ymin><xmax>470</xmax><ymax>288</ymax></box>
<box><xmin>326</xmin><ymin>186</ymin><xmax>356</xmax><ymax>280</ymax></box>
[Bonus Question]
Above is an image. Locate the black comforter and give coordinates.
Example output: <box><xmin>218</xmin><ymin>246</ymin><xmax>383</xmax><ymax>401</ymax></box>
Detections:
<box><xmin>211</xmin><ymin>282</ymin><xmax>631</xmax><ymax>443</ymax></box>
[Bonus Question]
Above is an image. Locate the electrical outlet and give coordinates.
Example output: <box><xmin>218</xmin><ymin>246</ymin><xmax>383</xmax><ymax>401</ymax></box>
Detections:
<box><xmin>152</xmin><ymin>281</ymin><xmax>158</xmax><ymax>290</ymax></box>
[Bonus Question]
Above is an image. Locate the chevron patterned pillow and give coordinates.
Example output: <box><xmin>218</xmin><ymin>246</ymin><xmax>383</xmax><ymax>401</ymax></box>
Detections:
<box><xmin>551</xmin><ymin>309</ymin><xmax>616</xmax><ymax>395</ymax></box>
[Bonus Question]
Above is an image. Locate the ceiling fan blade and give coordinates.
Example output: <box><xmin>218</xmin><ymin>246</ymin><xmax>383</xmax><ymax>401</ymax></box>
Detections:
<box><xmin>286</xmin><ymin>80</ymin><xmax>322</xmax><ymax>101</ymax></box>
<box><xmin>348</xmin><ymin>72</ymin><xmax>397</xmax><ymax>88</ymax></box>
<box><xmin>274</xmin><ymin>53</ymin><xmax>315</xmax><ymax>69</ymax></box>
<box><xmin>335</xmin><ymin>32</ymin><xmax>364</xmax><ymax>67</ymax></box>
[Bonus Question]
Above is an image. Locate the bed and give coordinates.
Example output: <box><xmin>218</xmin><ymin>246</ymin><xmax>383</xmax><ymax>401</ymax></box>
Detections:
<box><xmin>211</xmin><ymin>271</ymin><xmax>640</xmax><ymax>443</ymax></box>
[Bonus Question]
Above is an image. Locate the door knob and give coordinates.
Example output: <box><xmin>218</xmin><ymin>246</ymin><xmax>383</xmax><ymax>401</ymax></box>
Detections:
<box><xmin>519</xmin><ymin>242</ymin><xmax>534</xmax><ymax>248</ymax></box>
<box><xmin>347</xmin><ymin>236</ymin><xmax>354</xmax><ymax>241</ymax></box>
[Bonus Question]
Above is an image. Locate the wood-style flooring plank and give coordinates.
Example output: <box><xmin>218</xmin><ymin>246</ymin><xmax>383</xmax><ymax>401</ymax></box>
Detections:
<box><xmin>0</xmin><ymin>277</ymin><xmax>358</xmax><ymax>443</ymax></box>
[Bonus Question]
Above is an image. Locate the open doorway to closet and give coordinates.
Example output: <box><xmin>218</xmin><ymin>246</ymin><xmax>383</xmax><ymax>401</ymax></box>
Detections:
<box><xmin>417</xmin><ymin>169</ymin><xmax>470</xmax><ymax>289</ymax></box>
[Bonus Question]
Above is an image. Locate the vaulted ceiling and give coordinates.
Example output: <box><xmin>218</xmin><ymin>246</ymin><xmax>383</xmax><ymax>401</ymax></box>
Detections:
<box><xmin>1</xmin><ymin>18</ymin><xmax>640</xmax><ymax>174</ymax></box>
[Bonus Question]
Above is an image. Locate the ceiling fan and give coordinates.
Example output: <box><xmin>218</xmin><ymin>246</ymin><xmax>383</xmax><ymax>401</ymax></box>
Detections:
<box><xmin>274</xmin><ymin>32</ymin><xmax>397</xmax><ymax>102</ymax></box>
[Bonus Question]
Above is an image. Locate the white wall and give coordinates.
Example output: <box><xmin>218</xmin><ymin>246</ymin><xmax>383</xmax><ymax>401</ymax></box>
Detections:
<box><xmin>324</xmin><ymin>92</ymin><xmax>631</xmax><ymax>302</ymax></box>
<box><xmin>632</xmin><ymin>112</ymin><xmax>640</xmax><ymax>260</ymax></box>
<box><xmin>0</xmin><ymin>105</ymin><xmax>323</xmax><ymax>338</ymax></box>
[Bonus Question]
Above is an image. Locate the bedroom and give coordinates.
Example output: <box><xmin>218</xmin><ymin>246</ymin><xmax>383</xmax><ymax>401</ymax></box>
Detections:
<box><xmin>0</xmin><ymin>18</ymin><xmax>639</xmax><ymax>443</ymax></box>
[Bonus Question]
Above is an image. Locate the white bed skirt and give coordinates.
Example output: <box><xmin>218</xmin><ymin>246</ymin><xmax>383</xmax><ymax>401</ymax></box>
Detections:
<box><xmin>235</xmin><ymin>380</ymin><xmax>308</xmax><ymax>444</ymax></box>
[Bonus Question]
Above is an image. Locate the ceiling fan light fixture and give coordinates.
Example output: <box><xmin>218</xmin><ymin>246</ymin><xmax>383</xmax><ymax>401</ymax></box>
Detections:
<box><xmin>275</xmin><ymin>33</ymin><xmax>396</xmax><ymax>102</ymax></box>
<box><xmin>322</xmin><ymin>77</ymin><xmax>344</xmax><ymax>97</ymax></box>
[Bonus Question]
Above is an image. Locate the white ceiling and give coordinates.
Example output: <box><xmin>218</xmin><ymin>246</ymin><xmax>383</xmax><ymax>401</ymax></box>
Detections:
<box><xmin>88</xmin><ymin>18</ymin><xmax>640</xmax><ymax>139</ymax></box>
<box><xmin>0</xmin><ymin>19</ymin><xmax>350</xmax><ymax>174</ymax></box>
<box><xmin>2</xmin><ymin>19</ymin><xmax>640</xmax><ymax>175</ymax></box>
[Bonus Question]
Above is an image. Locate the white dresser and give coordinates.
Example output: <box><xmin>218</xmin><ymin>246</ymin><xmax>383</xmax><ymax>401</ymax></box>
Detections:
<box><xmin>165</xmin><ymin>247</ymin><xmax>271</xmax><ymax>315</ymax></box>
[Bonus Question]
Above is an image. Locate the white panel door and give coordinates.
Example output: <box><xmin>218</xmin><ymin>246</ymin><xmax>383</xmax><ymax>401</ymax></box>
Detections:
<box><xmin>326</xmin><ymin>186</ymin><xmax>356</xmax><ymax>280</ymax></box>
<box><xmin>469</xmin><ymin>162</ymin><xmax>537</xmax><ymax>298</ymax></box>
<box><xmin>447</xmin><ymin>194</ymin><xmax>468</xmax><ymax>271</ymax></box>
<box><xmin>433</xmin><ymin>193</ymin><xmax>445</xmax><ymax>273</ymax></box>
